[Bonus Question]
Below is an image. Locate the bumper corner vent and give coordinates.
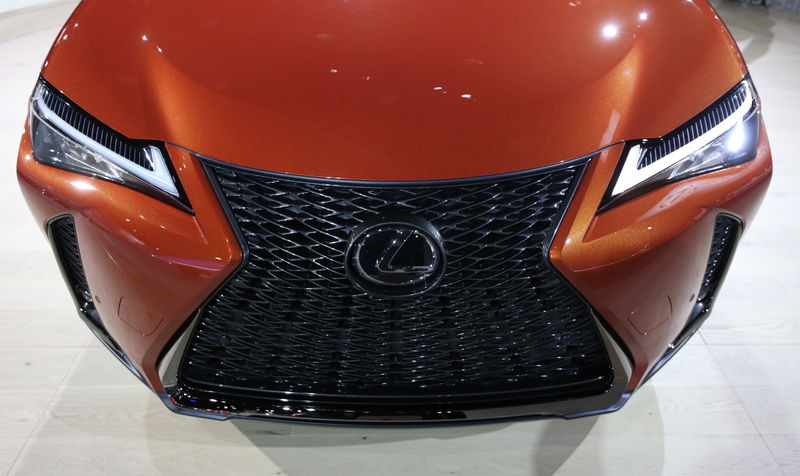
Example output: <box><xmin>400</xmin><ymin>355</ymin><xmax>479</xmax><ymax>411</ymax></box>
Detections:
<box><xmin>48</xmin><ymin>215</ymin><xmax>144</xmax><ymax>381</ymax></box>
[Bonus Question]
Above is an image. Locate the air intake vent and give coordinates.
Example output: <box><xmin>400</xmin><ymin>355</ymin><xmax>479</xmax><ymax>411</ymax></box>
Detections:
<box><xmin>49</xmin><ymin>216</ymin><xmax>99</xmax><ymax>327</ymax></box>
<box><xmin>696</xmin><ymin>214</ymin><xmax>740</xmax><ymax>314</ymax></box>
<box><xmin>643</xmin><ymin>213</ymin><xmax>742</xmax><ymax>384</ymax></box>
<box><xmin>48</xmin><ymin>215</ymin><xmax>145</xmax><ymax>381</ymax></box>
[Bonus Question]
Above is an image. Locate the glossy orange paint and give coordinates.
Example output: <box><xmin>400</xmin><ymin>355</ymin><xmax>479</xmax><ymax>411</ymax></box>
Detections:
<box><xmin>550</xmin><ymin>120</ymin><xmax>772</xmax><ymax>389</ymax></box>
<box><xmin>16</xmin><ymin>0</ymin><xmax>773</xmax><ymax>410</ymax></box>
<box><xmin>17</xmin><ymin>127</ymin><xmax>241</xmax><ymax>390</ymax></box>
<box><xmin>42</xmin><ymin>0</ymin><xmax>745</xmax><ymax>180</ymax></box>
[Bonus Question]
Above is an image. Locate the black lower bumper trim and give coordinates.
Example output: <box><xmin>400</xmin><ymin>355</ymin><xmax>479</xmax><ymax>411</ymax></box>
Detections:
<box><xmin>158</xmin><ymin>311</ymin><xmax>632</xmax><ymax>423</ymax></box>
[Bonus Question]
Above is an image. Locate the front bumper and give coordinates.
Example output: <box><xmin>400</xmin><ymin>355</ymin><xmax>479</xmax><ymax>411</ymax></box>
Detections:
<box><xmin>17</xmin><ymin>119</ymin><xmax>772</xmax><ymax>422</ymax></box>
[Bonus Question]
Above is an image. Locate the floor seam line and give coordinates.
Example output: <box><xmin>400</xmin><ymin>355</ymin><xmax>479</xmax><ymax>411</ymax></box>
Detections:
<box><xmin>5</xmin><ymin>345</ymin><xmax>85</xmax><ymax>475</ymax></box>
<box><xmin>705</xmin><ymin>344</ymin><xmax>785</xmax><ymax>474</ymax></box>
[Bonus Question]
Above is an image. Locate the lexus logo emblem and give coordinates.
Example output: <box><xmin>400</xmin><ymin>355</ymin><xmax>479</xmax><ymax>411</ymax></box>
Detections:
<box><xmin>345</xmin><ymin>217</ymin><xmax>446</xmax><ymax>297</ymax></box>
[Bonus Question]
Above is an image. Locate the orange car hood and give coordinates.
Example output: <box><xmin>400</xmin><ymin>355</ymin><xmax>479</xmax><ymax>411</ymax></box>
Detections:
<box><xmin>42</xmin><ymin>0</ymin><xmax>746</xmax><ymax>180</ymax></box>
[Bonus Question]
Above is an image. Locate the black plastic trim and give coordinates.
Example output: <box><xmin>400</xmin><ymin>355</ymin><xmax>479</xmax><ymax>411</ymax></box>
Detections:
<box><xmin>193</xmin><ymin>145</ymin><xmax>616</xmax><ymax>188</ymax></box>
<box><xmin>158</xmin><ymin>311</ymin><xmax>631</xmax><ymax>424</ymax></box>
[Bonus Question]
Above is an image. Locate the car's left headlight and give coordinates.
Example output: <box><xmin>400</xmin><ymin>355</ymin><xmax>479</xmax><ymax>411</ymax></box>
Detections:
<box><xmin>28</xmin><ymin>79</ymin><xmax>190</xmax><ymax>211</ymax></box>
<box><xmin>602</xmin><ymin>77</ymin><xmax>760</xmax><ymax>210</ymax></box>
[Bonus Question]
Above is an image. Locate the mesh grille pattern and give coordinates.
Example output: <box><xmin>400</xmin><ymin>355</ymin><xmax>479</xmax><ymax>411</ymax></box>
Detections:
<box><xmin>50</xmin><ymin>217</ymin><xmax>92</xmax><ymax>306</ymax></box>
<box><xmin>49</xmin><ymin>216</ymin><xmax>98</xmax><ymax>324</ymax></box>
<box><xmin>38</xmin><ymin>82</ymin><xmax>154</xmax><ymax>171</ymax></box>
<box><xmin>178</xmin><ymin>161</ymin><xmax>611</xmax><ymax>406</ymax></box>
<box><xmin>637</xmin><ymin>82</ymin><xmax>750</xmax><ymax>169</ymax></box>
<box><xmin>697</xmin><ymin>215</ymin><xmax>740</xmax><ymax>308</ymax></box>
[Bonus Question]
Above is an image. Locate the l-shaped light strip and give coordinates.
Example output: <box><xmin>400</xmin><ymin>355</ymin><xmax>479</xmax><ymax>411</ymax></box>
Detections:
<box><xmin>31</xmin><ymin>84</ymin><xmax>179</xmax><ymax>197</ymax></box>
<box><xmin>610</xmin><ymin>80</ymin><xmax>755</xmax><ymax>199</ymax></box>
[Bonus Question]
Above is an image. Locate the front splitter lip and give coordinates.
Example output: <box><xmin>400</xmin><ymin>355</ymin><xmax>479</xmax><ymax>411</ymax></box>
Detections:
<box><xmin>155</xmin><ymin>312</ymin><xmax>632</xmax><ymax>424</ymax></box>
<box><xmin>155</xmin><ymin>391</ymin><xmax>636</xmax><ymax>428</ymax></box>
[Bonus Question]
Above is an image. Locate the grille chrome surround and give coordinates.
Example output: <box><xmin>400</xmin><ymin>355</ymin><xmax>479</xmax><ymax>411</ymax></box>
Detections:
<box><xmin>163</xmin><ymin>157</ymin><xmax>629</xmax><ymax>421</ymax></box>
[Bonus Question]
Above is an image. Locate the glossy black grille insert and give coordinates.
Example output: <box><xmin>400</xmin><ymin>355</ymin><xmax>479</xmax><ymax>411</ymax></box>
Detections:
<box><xmin>49</xmin><ymin>216</ymin><xmax>98</xmax><ymax>326</ymax></box>
<box><xmin>697</xmin><ymin>215</ymin><xmax>740</xmax><ymax>313</ymax></box>
<box><xmin>37</xmin><ymin>80</ymin><xmax>154</xmax><ymax>171</ymax></box>
<box><xmin>176</xmin><ymin>159</ymin><xmax>612</xmax><ymax>416</ymax></box>
<box><xmin>636</xmin><ymin>81</ymin><xmax>751</xmax><ymax>169</ymax></box>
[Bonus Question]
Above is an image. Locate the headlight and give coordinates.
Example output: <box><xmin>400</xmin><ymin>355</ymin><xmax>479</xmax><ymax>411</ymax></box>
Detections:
<box><xmin>29</xmin><ymin>79</ymin><xmax>190</xmax><ymax>211</ymax></box>
<box><xmin>602</xmin><ymin>78</ymin><xmax>760</xmax><ymax>210</ymax></box>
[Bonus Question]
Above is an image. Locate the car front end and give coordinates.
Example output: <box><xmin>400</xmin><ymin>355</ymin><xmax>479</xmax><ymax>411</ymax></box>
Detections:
<box><xmin>17</xmin><ymin>0</ymin><xmax>771</xmax><ymax>423</ymax></box>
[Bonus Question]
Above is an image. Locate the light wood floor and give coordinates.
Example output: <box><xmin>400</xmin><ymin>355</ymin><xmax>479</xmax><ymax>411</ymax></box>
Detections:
<box><xmin>1</xmin><ymin>2</ymin><xmax>798</xmax><ymax>475</ymax></box>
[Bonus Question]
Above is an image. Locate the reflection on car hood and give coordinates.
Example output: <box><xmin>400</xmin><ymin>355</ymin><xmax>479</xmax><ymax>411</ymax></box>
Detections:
<box><xmin>42</xmin><ymin>0</ymin><xmax>745</xmax><ymax>180</ymax></box>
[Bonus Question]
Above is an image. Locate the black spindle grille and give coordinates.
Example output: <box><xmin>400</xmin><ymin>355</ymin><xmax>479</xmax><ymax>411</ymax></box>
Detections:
<box><xmin>176</xmin><ymin>159</ymin><xmax>612</xmax><ymax>413</ymax></box>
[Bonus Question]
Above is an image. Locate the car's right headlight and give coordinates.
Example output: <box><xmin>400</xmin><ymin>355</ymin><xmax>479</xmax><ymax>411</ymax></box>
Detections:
<box><xmin>29</xmin><ymin>79</ymin><xmax>190</xmax><ymax>212</ymax></box>
<box><xmin>602</xmin><ymin>78</ymin><xmax>760</xmax><ymax>211</ymax></box>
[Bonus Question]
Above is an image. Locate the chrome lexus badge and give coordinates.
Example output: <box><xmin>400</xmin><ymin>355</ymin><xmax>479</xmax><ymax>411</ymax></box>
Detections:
<box><xmin>345</xmin><ymin>217</ymin><xmax>446</xmax><ymax>297</ymax></box>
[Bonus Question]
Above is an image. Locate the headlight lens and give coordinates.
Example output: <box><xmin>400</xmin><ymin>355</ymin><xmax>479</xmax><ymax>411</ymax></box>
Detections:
<box><xmin>29</xmin><ymin>80</ymin><xmax>190</xmax><ymax>211</ymax></box>
<box><xmin>602</xmin><ymin>78</ymin><xmax>760</xmax><ymax>210</ymax></box>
